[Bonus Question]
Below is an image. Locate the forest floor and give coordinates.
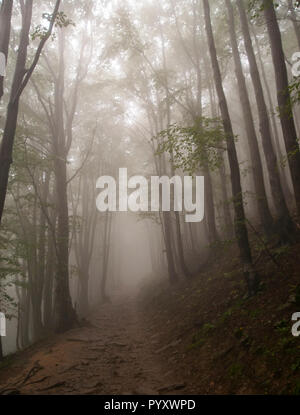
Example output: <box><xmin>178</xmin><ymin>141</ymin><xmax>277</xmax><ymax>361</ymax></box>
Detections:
<box><xmin>0</xmin><ymin>240</ymin><xmax>300</xmax><ymax>395</ymax></box>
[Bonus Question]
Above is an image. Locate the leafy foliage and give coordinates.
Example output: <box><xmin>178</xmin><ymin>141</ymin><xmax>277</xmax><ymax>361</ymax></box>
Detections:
<box><xmin>31</xmin><ymin>11</ymin><xmax>75</xmax><ymax>41</ymax></box>
<box><xmin>154</xmin><ymin>117</ymin><xmax>226</xmax><ymax>174</ymax></box>
<box><xmin>289</xmin><ymin>76</ymin><xmax>300</xmax><ymax>106</ymax></box>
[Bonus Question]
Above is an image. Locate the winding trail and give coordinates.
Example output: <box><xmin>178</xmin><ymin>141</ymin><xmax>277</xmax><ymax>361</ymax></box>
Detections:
<box><xmin>0</xmin><ymin>295</ymin><xmax>186</xmax><ymax>395</ymax></box>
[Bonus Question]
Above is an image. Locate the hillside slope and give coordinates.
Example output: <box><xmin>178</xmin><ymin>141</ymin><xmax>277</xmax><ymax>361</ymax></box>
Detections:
<box><xmin>139</xmin><ymin>242</ymin><xmax>300</xmax><ymax>395</ymax></box>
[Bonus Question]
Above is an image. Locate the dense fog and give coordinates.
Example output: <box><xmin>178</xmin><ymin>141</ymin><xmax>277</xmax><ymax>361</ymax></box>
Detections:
<box><xmin>0</xmin><ymin>0</ymin><xmax>300</xmax><ymax>396</ymax></box>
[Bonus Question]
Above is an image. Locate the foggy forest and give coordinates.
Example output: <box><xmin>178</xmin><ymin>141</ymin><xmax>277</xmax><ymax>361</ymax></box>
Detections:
<box><xmin>0</xmin><ymin>0</ymin><xmax>300</xmax><ymax>397</ymax></box>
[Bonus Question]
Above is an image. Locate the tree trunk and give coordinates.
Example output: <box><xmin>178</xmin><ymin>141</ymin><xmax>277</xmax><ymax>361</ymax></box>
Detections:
<box><xmin>237</xmin><ymin>0</ymin><xmax>295</xmax><ymax>240</ymax></box>
<box><xmin>204</xmin><ymin>166</ymin><xmax>219</xmax><ymax>244</ymax></box>
<box><xmin>51</xmin><ymin>30</ymin><xmax>77</xmax><ymax>333</ymax></box>
<box><xmin>0</xmin><ymin>0</ymin><xmax>33</xmax><ymax>224</ymax></box>
<box><xmin>219</xmin><ymin>157</ymin><xmax>234</xmax><ymax>238</ymax></box>
<box><xmin>79</xmin><ymin>271</ymin><xmax>89</xmax><ymax>315</ymax></box>
<box><xmin>43</xmin><ymin>204</ymin><xmax>56</xmax><ymax>330</ymax></box>
<box><xmin>0</xmin><ymin>0</ymin><xmax>60</xmax><ymax>226</ymax></box>
<box><xmin>225</xmin><ymin>0</ymin><xmax>273</xmax><ymax>235</ymax></box>
<box><xmin>174</xmin><ymin>211</ymin><xmax>192</xmax><ymax>278</ymax></box>
<box><xmin>208</xmin><ymin>67</ymin><xmax>234</xmax><ymax>239</ymax></box>
<box><xmin>0</xmin><ymin>0</ymin><xmax>13</xmax><ymax>100</ymax></box>
<box><xmin>31</xmin><ymin>174</ymin><xmax>50</xmax><ymax>338</ymax></box>
<box><xmin>100</xmin><ymin>212</ymin><xmax>113</xmax><ymax>302</ymax></box>
<box><xmin>151</xmin><ymin>123</ymin><xmax>178</xmax><ymax>284</ymax></box>
<box><xmin>252</xmin><ymin>27</ymin><xmax>294</xmax><ymax>205</ymax></box>
<box><xmin>54</xmin><ymin>153</ymin><xmax>76</xmax><ymax>332</ymax></box>
<box><xmin>162</xmin><ymin>211</ymin><xmax>179</xmax><ymax>284</ymax></box>
<box><xmin>0</xmin><ymin>336</ymin><xmax>3</xmax><ymax>361</ymax></box>
<box><xmin>288</xmin><ymin>0</ymin><xmax>300</xmax><ymax>49</ymax></box>
<box><xmin>16</xmin><ymin>265</ymin><xmax>31</xmax><ymax>349</ymax></box>
<box><xmin>203</xmin><ymin>0</ymin><xmax>258</xmax><ymax>296</ymax></box>
<box><xmin>263</xmin><ymin>0</ymin><xmax>300</xmax><ymax>216</ymax></box>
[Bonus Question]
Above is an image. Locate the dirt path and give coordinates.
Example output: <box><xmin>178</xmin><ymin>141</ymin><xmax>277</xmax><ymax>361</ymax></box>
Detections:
<box><xmin>0</xmin><ymin>295</ymin><xmax>187</xmax><ymax>395</ymax></box>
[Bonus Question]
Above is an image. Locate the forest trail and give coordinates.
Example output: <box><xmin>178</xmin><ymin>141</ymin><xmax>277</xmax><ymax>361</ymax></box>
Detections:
<box><xmin>0</xmin><ymin>295</ymin><xmax>187</xmax><ymax>395</ymax></box>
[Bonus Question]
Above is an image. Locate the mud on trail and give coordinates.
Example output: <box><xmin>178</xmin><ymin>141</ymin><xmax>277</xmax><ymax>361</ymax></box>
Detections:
<box><xmin>0</xmin><ymin>296</ymin><xmax>187</xmax><ymax>395</ymax></box>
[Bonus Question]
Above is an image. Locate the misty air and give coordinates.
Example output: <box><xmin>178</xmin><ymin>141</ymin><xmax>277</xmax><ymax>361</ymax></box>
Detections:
<box><xmin>0</xmin><ymin>0</ymin><xmax>300</xmax><ymax>402</ymax></box>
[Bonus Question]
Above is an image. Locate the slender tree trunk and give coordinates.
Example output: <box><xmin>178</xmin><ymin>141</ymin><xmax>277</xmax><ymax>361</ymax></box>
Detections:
<box><xmin>208</xmin><ymin>69</ymin><xmax>234</xmax><ymax>238</ymax></box>
<box><xmin>16</xmin><ymin>265</ymin><xmax>30</xmax><ymax>349</ymax></box>
<box><xmin>188</xmin><ymin>222</ymin><xmax>198</xmax><ymax>255</ymax></box>
<box><xmin>79</xmin><ymin>270</ymin><xmax>89</xmax><ymax>315</ymax></box>
<box><xmin>169</xmin><ymin>150</ymin><xmax>192</xmax><ymax>278</ymax></box>
<box><xmin>0</xmin><ymin>100</ymin><xmax>21</xmax><ymax>226</ymax></box>
<box><xmin>194</xmin><ymin>46</ymin><xmax>219</xmax><ymax>246</ymax></box>
<box><xmin>100</xmin><ymin>212</ymin><xmax>112</xmax><ymax>302</ymax></box>
<box><xmin>252</xmin><ymin>26</ymin><xmax>294</xmax><ymax>205</ymax></box>
<box><xmin>31</xmin><ymin>174</ymin><xmax>50</xmax><ymax>337</ymax></box>
<box><xmin>22</xmin><ymin>286</ymin><xmax>30</xmax><ymax>347</ymax></box>
<box><xmin>174</xmin><ymin>211</ymin><xmax>192</xmax><ymax>278</ymax></box>
<box><xmin>225</xmin><ymin>0</ymin><xmax>273</xmax><ymax>234</ymax></box>
<box><xmin>252</xmin><ymin>29</ymin><xmax>281</xmax><ymax>157</ymax></box>
<box><xmin>263</xmin><ymin>0</ymin><xmax>300</xmax><ymax>216</ymax></box>
<box><xmin>16</xmin><ymin>303</ymin><xmax>21</xmax><ymax>351</ymax></box>
<box><xmin>146</xmin><ymin>111</ymin><xmax>178</xmax><ymax>284</ymax></box>
<box><xmin>0</xmin><ymin>271</ymin><xmax>3</xmax><ymax>359</ymax></box>
<box><xmin>204</xmin><ymin>166</ymin><xmax>218</xmax><ymax>244</ymax></box>
<box><xmin>203</xmin><ymin>0</ymin><xmax>258</xmax><ymax>296</ymax></box>
<box><xmin>236</xmin><ymin>0</ymin><xmax>294</xmax><ymax>239</ymax></box>
<box><xmin>43</xmin><ymin>219</ymin><xmax>55</xmax><ymax>329</ymax></box>
<box><xmin>0</xmin><ymin>334</ymin><xmax>3</xmax><ymax>360</ymax></box>
<box><xmin>28</xmin><ymin>194</ymin><xmax>43</xmax><ymax>340</ymax></box>
<box><xmin>50</xmin><ymin>30</ymin><xmax>77</xmax><ymax>333</ymax></box>
<box><xmin>219</xmin><ymin>157</ymin><xmax>234</xmax><ymax>238</ymax></box>
<box><xmin>0</xmin><ymin>0</ymin><xmax>60</xmax><ymax>226</ymax></box>
<box><xmin>72</xmin><ymin>172</ymin><xmax>98</xmax><ymax>316</ymax></box>
<box><xmin>0</xmin><ymin>0</ymin><xmax>13</xmax><ymax>100</ymax></box>
<box><xmin>288</xmin><ymin>0</ymin><xmax>300</xmax><ymax>49</ymax></box>
<box><xmin>160</xmin><ymin>23</ymin><xmax>187</xmax><ymax>281</ymax></box>
<box><xmin>54</xmin><ymin>152</ymin><xmax>76</xmax><ymax>332</ymax></box>
<box><xmin>162</xmin><ymin>211</ymin><xmax>179</xmax><ymax>283</ymax></box>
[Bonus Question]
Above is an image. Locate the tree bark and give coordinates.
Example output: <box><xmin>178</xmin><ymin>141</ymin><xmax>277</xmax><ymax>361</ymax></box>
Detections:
<box><xmin>0</xmin><ymin>334</ymin><xmax>3</xmax><ymax>360</ymax></box>
<box><xmin>263</xmin><ymin>0</ymin><xmax>300</xmax><ymax>216</ymax></box>
<box><xmin>225</xmin><ymin>0</ymin><xmax>274</xmax><ymax>235</ymax></box>
<box><xmin>0</xmin><ymin>18</ymin><xmax>30</xmax><ymax>222</ymax></box>
<box><xmin>100</xmin><ymin>212</ymin><xmax>113</xmax><ymax>302</ymax></box>
<box><xmin>236</xmin><ymin>0</ymin><xmax>295</xmax><ymax>240</ymax></box>
<box><xmin>0</xmin><ymin>0</ymin><xmax>13</xmax><ymax>100</ymax></box>
<box><xmin>218</xmin><ymin>156</ymin><xmax>234</xmax><ymax>238</ymax></box>
<box><xmin>287</xmin><ymin>0</ymin><xmax>300</xmax><ymax>49</ymax></box>
<box><xmin>174</xmin><ymin>210</ymin><xmax>192</xmax><ymax>278</ymax></box>
<box><xmin>43</xmin><ymin>209</ymin><xmax>56</xmax><ymax>330</ymax></box>
<box><xmin>0</xmin><ymin>0</ymin><xmax>61</xmax><ymax>226</ymax></box>
<box><xmin>203</xmin><ymin>0</ymin><xmax>258</xmax><ymax>296</ymax></box>
<box><xmin>52</xmin><ymin>30</ymin><xmax>77</xmax><ymax>333</ymax></box>
<box><xmin>204</xmin><ymin>166</ymin><xmax>219</xmax><ymax>244</ymax></box>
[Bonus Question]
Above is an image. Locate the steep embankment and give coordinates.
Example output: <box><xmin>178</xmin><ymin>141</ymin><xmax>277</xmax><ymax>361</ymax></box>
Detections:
<box><xmin>140</xmin><ymin>242</ymin><xmax>300</xmax><ymax>394</ymax></box>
